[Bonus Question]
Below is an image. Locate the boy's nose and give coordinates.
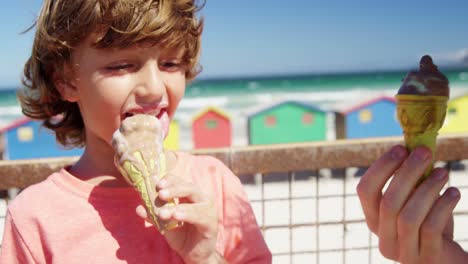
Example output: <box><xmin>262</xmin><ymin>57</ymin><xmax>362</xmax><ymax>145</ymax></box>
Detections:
<box><xmin>134</xmin><ymin>61</ymin><xmax>165</xmax><ymax>101</ymax></box>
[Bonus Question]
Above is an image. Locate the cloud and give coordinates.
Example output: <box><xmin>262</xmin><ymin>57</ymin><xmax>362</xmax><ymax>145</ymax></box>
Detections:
<box><xmin>431</xmin><ymin>48</ymin><xmax>468</xmax><ymax>66</ymax></box>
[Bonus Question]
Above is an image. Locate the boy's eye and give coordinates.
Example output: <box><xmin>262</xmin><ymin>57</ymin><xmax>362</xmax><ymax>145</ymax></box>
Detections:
<box><xmin>105</xmin><ymin>64</ymin><xmax>134</xmax><ymax>71</ymax></box>
<box><xmin>160</xmin><ymin>61</ymin><xmax>183</xmax><ymax>71</ymax></box>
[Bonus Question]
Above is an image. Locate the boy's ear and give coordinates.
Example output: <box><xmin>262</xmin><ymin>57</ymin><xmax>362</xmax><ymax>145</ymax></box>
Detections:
<box><xmin>55</xmin><ymin>80</ymin><xmax>79</xmax><ymax>102</ymax></box>
<box><xmin>54</xmin><ymin>68</ymin><xmax>79</xmax><ymax>103</ymax></box>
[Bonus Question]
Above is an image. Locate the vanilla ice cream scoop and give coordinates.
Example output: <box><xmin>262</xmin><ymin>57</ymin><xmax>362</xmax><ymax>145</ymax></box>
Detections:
<box><xmin>112</xmin><ymin>114</ymin><xmax>180</xmax><ymax>233</ymax></box>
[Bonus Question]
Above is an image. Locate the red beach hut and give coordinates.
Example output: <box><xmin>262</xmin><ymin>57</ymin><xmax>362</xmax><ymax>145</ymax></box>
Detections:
<box><xmin>192</xmin><ymin>107</ymin><xmax>231</xmax><ymax>149</ymax></box>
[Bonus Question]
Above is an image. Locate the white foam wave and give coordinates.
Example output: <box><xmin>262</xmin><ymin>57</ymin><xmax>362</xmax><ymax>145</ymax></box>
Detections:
<box><xmin>178</xmin><ymin>96</ymin><xmax>228</xmax><ymax>109</ymax></box>
<box><xmin>0</xmin><ymin>106</ymin><xmax>21</xmax><ymax>116</ymax></box>
<box><xmin>1</xmin><ymin>84</ymin><xmax>468</xmax><ymax>128</ymax></box>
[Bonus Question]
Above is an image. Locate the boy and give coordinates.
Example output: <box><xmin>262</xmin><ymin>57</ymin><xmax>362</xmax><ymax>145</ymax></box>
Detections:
<box><xmin>357</xmin><ymin>145</ymin><xmax>467</xmax><ymax>263</ymax></box>
<box><xmin>0</xmin><ymin>0</ymin><xmax>272</xmax><ymax>263</ymax></box>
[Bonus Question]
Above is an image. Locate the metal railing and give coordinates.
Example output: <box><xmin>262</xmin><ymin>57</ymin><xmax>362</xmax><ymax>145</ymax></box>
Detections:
<box><xmin>1</xmin><ymin>134</ymin><xmax>468</xmax><ymax>264</ymax></box>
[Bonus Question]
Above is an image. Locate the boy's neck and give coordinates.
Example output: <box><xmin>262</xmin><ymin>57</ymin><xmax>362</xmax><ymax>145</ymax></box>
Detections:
<box><xmin>68</xmin><ymin>136</ymin><xmax>179</xmax><ymax>188</ymax></box>
<box><xmin>69</xmin><ymin>142</ymin><xmax>128</xmax><ymax>188</ymax></box>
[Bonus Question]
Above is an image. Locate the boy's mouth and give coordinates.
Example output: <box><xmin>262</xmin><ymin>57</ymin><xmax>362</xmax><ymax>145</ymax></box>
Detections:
<box><xmin>122</xmin><ymin>108</ymin><xmax>167</xmax><ymax>121</ymax></box>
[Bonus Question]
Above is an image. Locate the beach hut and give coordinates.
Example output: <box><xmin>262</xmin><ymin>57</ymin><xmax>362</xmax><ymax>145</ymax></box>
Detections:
<box><xmin>163</xmin><ymin>120</ymin><xmax>180</xmax><ymax>150</ymax></box>
<box><xmin>440</xmin><ymin>94</ymin><xmax>468</xmax><ymax>134</ymax></box>
<box><xmin>334</xmin><ymin>96</ymin><xmax>401</xmax><ymax>139</ymax></box>
<box><xmin>192</xmin><ymin>107</ymin><xmax>231</xmax><ymax>149</ymax></box>
<box><xmin>247</xmin><ymin>100</ymin><xmax>327</xmax><ymax>145</ymax></box>
<box><xmin>0</xmin><ymin>117</ymin><xmax>83</xmax><ymax>160</ymax></box>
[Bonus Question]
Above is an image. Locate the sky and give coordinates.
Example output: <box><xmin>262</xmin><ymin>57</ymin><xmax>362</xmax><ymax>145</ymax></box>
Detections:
<box><xmin>1</xmin><ymin>0</ymin><xmax>468</xmax><ymax>87</ymax></box>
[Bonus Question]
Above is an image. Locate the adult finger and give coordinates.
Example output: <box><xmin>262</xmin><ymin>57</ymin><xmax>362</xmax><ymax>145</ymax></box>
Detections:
<box><xmin>442</xmin><ymin>213</ymin><xmax>454</xmax><ymax>240</ymax></box>
<box><xmin>357</xmin><ymin>145</ymin><xmax>408</xmax><ymax>233</ymax></box>
<box><xmin>377</xmin><ymin>146</ymin><xmax>431</xmax><ymax>260</ymax></box>
<box><xmin>420</xmin><ymin>187</ymin><xmax>460</xmax><ymax>257</ymax></box>
<box><xmin>396</xmin><ymin>168</ymin><xmax>448</xmax><ymax>262</ymax></box>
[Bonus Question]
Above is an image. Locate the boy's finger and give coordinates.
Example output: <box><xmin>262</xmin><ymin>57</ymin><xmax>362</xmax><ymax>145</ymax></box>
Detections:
<box><xmin>136</xmin><ymin>204</ymin><xmax>173</xmax><ymax>224</ymax></box>
<box><xmin>420</xmin><ymin>187</ymin><xmax>460</xmax><ymax>257</ymax></box>
<box><xmin>156</xmin><ymin>173</ymin><xmax>185</xmax><ymax>189</ymax></box>
<box><xmin>377</xmin><ymin>146</ymin><xmax>431</xmax><ymax>259</ymax></box>
<box><xmin>156</xmin><ymin>173</ymin><xmax>205</xmax><ymax>202</ymax></box>
<box><xmin>158</xmin><ymin>181</ymin><xmax>208</xmax><ymax>203</ymax></box>
<box><xmin>396</xmin><ymin>168</ymin><xmax>448</xmax><ymax>262</ymax></box>
<box><xmin>172</xmin><ymin>203</ymin><xmax>218</xmax><ymax>235</ymax></box>
<box><xmin>136</xmin><ymin>205</ymin><xmax>148</xmax><ymax>219</ymax></box>
<box><xmin>158</xmin><ymin>206</ymin><xmax>175</xmax><ymax>220</ymax></box>
<box><xmin>356</xmin><ymin>145</ymin><xmax>408</xmax><ymax>233</ymax></box>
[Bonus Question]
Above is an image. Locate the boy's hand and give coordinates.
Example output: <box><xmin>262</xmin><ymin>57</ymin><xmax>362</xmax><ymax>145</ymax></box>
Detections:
<box><xmin>356</xmin><ymin>145</ymin><xmax>467</xmax><ymax>264</ymax></box>
<box><xmin>136</xmin><ymin>173</ymin><xmax>226</xmax><ymax>264</ymax></box>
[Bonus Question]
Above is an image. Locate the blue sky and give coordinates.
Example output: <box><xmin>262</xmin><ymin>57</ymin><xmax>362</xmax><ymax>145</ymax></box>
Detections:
<box><xmin>1</xmin><ymin>0</ymin><xmax>468</xmax><ymax>87</ymax></box>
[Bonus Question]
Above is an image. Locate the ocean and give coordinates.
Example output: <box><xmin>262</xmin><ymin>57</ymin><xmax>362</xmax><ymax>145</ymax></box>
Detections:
<box><xmin>2</xmin><ymin>69</ymin><xmax>468</xmax><ymax>148</ymax></box>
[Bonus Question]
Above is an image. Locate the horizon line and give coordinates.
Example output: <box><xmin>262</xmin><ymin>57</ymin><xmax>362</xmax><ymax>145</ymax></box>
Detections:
<box><xmin>1</xmin><ymin>65</ymin><xmax>467</xmax><ymax>89</ymax></box>
<box><xmin>195</xmin><ymin>64</ymin><xmax>468</xmax><ymax>82</ymax></box>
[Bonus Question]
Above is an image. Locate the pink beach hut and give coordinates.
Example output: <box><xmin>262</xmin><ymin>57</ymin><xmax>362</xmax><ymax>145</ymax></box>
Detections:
<box><xmin>192</xmin><ymin>107</ymin><xmax>231</xmax><ymax>149</ymax></box>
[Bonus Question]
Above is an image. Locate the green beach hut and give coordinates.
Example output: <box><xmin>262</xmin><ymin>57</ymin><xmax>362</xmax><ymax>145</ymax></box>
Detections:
<box><xmin>440</xmin><ymin>94</ymin><xmax>468</xmax><ymax>134</ymax></box>
<box><xmin>247</xmin><ymin>100</ymin><xmax>327</xmax><ymax>145</ymax></box>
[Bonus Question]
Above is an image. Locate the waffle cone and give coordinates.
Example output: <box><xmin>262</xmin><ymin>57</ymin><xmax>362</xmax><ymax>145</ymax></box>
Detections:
<box><xmin>117</xmin><ymin>150</ymin><xmax>180</xmax><ymax>233</ymax></box>
<box><xmin>396</xmin><ymin>94</ymin><xmax>448</xmax><ymax>182</ymax></box>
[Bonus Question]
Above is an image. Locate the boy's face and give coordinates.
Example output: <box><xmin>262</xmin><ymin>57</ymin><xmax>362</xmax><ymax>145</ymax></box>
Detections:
<box><xmin>59</xmin><ymin>35</ymin><xmax>186</xmax><ymax>147</ymax></box>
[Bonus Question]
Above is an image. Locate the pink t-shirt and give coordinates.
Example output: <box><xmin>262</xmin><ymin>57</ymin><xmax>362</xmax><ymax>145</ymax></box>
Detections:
<box><xmin>0</xmin><ymin>153</ymin><xmax>271</xmax><ymax>263</ymax></box>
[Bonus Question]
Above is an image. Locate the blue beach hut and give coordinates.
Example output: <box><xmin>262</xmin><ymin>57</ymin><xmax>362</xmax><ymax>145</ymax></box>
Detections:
<box><xmin>0</xmin><ymin>117</ymin><xmax>83</xmax><ymax>160</ymax></box>
<box><xmin>335</xmin><ymin>96</ymin><xmax>401</xmax><ymax>139</ymax></box>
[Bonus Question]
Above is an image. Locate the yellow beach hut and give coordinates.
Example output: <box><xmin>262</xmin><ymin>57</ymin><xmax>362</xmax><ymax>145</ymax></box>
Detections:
<box><xmin>440</xmin><ymin>94</ymin><xmax>468</xmax><ymax>134</ymax></box>
<box><xmin>164</xmin><ymin>120</ymin><xmax>180</xmax><ymax>150</ymax></box>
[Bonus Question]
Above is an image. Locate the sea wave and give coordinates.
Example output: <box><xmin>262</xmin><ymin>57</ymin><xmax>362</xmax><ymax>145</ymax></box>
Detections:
<box><xmin>1</xmin><ymin>84</ymin><xmax>467</xmax><ymax>127</ymax></box>
<box><xmin>0</xmin><ymin>106</ymin><xmax>21</xmax><ymax>115</ymax></box>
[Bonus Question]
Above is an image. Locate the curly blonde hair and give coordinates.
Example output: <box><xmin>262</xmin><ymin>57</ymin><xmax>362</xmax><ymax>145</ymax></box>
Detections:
<box><xmin>19</xmin><ymin>0</ymin><xmax>204</xmax><ymax>147</ymax></box>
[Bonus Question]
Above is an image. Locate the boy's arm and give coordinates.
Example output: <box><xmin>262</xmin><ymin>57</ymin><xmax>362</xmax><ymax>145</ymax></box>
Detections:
<box><xmin>0</xmin><ymin>211</ymin><xmax>37</xmax><ymax>264</ymax></box>
<box><xmin>213</xmin><ymin>158</ymin><xmax>272</xmax><ymax>264</ymax></box>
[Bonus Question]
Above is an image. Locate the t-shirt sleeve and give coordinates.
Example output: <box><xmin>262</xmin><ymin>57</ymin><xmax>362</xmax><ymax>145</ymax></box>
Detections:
<box><xmin>0</xmin><ymin>211</ymin><xmax>37</xmax><ymax>264</ymax></box>
<box><xmin>208</xmin><ymin>157</ymin><xmax>272</xmax><ymax>264</ymax></box>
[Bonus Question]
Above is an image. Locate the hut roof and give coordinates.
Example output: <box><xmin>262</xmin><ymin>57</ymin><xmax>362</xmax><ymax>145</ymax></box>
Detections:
<box><xmin>247</xmin><ymin>100</ymin><xmax>326</xmax><ymax>118</ymax></box>
<box><xmin>335</xmin><ymin>95</ymin><xmax>396</xmax><ymax>115</ymax></box>
<box><xmin>0</xmin><ymin>117</ymin><xmax>32</xmax><ymax>134</ymax></box>
<box><xmin>192</xmin><ymin>107</ymin><xmax>231</xmax><ymax>122</ymax></box>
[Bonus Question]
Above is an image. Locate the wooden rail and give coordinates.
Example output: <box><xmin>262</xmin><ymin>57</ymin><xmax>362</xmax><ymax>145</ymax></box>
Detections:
<box><xmin>1</xmin><ymin>134</ymin><xmax>468</xmax><ymax>190</ymax></box>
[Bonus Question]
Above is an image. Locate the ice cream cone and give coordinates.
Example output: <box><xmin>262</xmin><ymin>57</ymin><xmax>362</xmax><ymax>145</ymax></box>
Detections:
<box><xmin>112</xmin><ymin>114</ymin><xmax>181</xmax><ymax>234</ymax></box>
<box><xmin>396</xmin><ymin>94</ymin><xmax>448</xmax><ymax>182</ymax></box>
<box><xmin>396</xmin><ymin>55</ymin><xmax>450</xmax><ymax>184</ymax></box>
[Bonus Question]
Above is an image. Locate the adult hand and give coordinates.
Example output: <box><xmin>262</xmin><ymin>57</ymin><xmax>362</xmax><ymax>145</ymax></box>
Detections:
<box><xmin>356</xmin><ymin>145</ymin><xmax>467</xmax><ymax>264</ymax></box>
